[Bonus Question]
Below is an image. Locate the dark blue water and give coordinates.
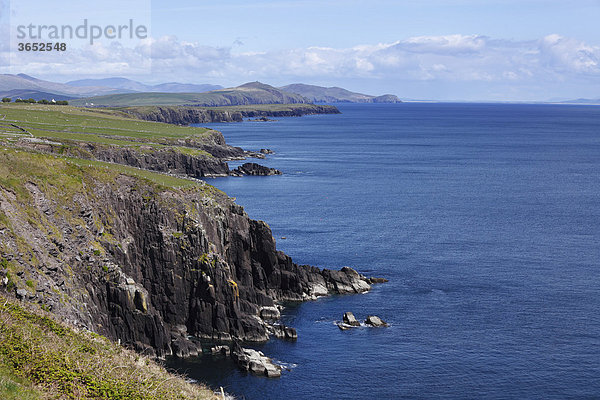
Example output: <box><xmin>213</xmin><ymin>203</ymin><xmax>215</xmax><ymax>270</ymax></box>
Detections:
<box><xmin>170</xmin><ymin>104</ymin><xmax>600</xmax><ymax>399</ymax></box>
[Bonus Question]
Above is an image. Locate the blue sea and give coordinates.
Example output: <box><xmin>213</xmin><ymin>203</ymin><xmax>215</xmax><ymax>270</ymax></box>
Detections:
<box><xmin>168</xmin><ymin>103</ymin><xmax>600</xmax><ymax>399</ymax></box>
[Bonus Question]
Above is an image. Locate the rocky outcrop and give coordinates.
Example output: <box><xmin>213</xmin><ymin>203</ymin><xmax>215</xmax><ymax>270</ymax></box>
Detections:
<box><xmin>123</xmin><ymin>107</ymin><xmax>244</xmax><ymax>124</ymax></box>
<box><xmin>232</xmin><ymin>344</ymin><xmax>282</xmax><ymax>378</ymax></box>
<box><xmin>230</xmin><ymin>163</ymin><xmax>282</xmax><ymax>176</ymax></box>
<box><xmin>121</xmin><ymin>105</ymin><xmax>341</xmax><ymax>125</ymax></box>
<box><xmin>343</xmin><ymin>312</ymin><xmax>361</xmax><ymax>327</ymax></box>
<box><xmin>365</xmin><ymin>315</ymin><xmax>388</xmax><ymax>327</ymax></box>
<box><xmin>372</xmin><ymin>94</ymin><xmax>402</xmax><ymax>103</ymax></box>
<box><xmin>0</xmin><ymin>156</ymin><xmax>378</xmax><ymax>359</ymax></box>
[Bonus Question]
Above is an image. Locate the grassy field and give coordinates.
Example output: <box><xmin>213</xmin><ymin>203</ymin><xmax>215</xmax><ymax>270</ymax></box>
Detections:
<box><xmin>0</xmin><ymin>104</ymin><xmax>214</xmax><ymax>142</ymax></box>
<box><xmin>0</xmin><ymin>103</ymin><xmax>224</xmax><ymax>168</ymax></box>
<box><xmin>0</xmin><ymin>104</ymin><xmax>229</xmax><ymax>190</ymax></box>
<box><xmin>0</xmin><ymin>294</ymin><xmax>216</xmax><ymax>400</ymax></box>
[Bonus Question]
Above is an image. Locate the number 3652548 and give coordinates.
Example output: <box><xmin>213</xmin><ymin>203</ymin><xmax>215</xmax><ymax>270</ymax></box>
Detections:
<box><xmin>17</xmin><ymin>43</ymin><xmax>67</xmax><ymax>51</ymax></box>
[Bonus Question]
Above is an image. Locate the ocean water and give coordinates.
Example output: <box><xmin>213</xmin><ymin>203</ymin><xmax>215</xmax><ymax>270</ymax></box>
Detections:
<box><xmin>167</xmin><ymin>103</ymin><xmax>600</xmax><ymax>399</ymax></box>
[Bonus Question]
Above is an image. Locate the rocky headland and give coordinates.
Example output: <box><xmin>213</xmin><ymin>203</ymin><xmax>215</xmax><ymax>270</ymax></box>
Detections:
<box><xmin>0</xmin><ymin>149</ymin><xmax>381</xmax><ymax>361</ymax></box>
<box><xmin>119</xmin><ymin>104</ymin><xmax>341</xmax><ymax>125</ymax></box>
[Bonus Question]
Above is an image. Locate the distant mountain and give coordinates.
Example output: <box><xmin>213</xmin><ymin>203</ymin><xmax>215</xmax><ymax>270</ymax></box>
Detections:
<box><xmin>0</xmin><ymin>74</ymin><xmax>120</xmax><ymax>97</ymax></box>
<box><xmin>0</xmin><ymin>89</ymin><xmax>76</xmax><ymax>101</ymax></box>
<box><xmin>71</xmin><ymin>82</ymin><xmax>310</xmax><ymax>107</ymax></box>
<box><xmin>557</xmin><ymin>98</ymin><xmax>600</xmax><ymax>104</ymax></box>
<box><xmin>280</xmin><ymin>83</ymin><xmax>401</xmax><ymax>103</ymax></box>
<box><xmin>66</xmin><ymin>78</ymin><xmax>148</xmax><ymax>92</ymax></box>
<box><xmin>66</xmin><ymin>77</ymin><xmax>222</xmax><ymax>94</ymax></box>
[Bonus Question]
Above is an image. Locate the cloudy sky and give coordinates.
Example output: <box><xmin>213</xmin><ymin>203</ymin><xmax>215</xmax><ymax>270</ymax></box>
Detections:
<box><xmin>2</xmin><ymin>0</ymin><xmax>600</xmax><ymax>101</ymax></box>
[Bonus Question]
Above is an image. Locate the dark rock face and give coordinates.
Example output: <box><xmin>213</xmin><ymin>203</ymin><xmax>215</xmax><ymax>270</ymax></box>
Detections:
<box><xmin>267</xmin><ymin>324</ymin><xmax>298</xmax><ymax>340</ymax></box>
<box><xmin>230</xmin><ymin>163</ymin><xmax>282</xmax><ymax>176</ymax></box>
<box><xmin>0</xmin><ymin>175</ymin><xmax>375</xmax><ymax>358</ymax></box>
<box><xmin>123</xmin><ymin>105</ymin><xmax>341</xmax><ymax>125</ymax></box>
<box><xmin>124</xmin><ymin>107</ymin><xmax>244</xmax><ymax>124</ymax></box>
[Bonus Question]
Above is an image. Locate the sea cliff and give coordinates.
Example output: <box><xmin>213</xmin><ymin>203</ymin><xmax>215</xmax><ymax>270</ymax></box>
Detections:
<box><xmin>0</xmin><ymin>150</ymin><xmax>374</xmax><ymax>360</ymax></box>
<box><xmin>119</xmin><ymin>104</ymin><xmax>341</xmax><ymax>125</ymax></box>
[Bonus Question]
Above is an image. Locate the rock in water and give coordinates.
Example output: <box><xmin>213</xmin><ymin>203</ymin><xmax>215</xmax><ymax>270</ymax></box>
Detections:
<box><xmin>365</xmin><ymin>315</ymin><xmax>388</xmax><ymax>327</ymax></box>
<box><xmin>230</xmin><ymin>162</ymin><xmax>282</xmax><ymax>176</ymax></box>
<box><xmin>343</xmin><ymin>312</ymin><xmax>361</xmax><ymax>327</ymax></box>
<box><xmin>368</xmin><ymin>277</ymin><xmax>389</xmax><ymax>284</ymax></box>
<box><xmin>232</xmin><ymin>346</ymin><xmax>282</xmax><ymax>378</ymax></box>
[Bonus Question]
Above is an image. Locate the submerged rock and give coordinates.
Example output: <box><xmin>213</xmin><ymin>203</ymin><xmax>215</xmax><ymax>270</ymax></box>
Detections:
<box><xmin>368</xmin><ymin>277</ymin><xmax>389</xmax><ymax>284</ymax></box>
<box><xmin>337</xmin><ymin>323</ymin><xmax>354</xmax><ymax>331</ymax></box>
<box><xmin>249</xmin><ymin>117</ymin><xmax>276</xmax><ymax>122</ymax></box>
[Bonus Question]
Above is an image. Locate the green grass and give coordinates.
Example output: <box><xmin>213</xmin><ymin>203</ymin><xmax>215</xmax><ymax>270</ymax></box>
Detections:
<box><xmin>0</xmin><ymin>104</ymin><xmax>213</xmax><ymax>140</ymax></box>
<box><xmin>0</xmin><ymin>294</ymin><xmax>215</xmax><ymax>400</ymax></box>
<box><xmin>0</xmin><ymin>148</ymin><xmax>202</xmax><ymax>193</ymax></box>
<box><xmin>0</xmin><ymin>365</ymin><xmax>42</xmax><ymax>400</ymax></box>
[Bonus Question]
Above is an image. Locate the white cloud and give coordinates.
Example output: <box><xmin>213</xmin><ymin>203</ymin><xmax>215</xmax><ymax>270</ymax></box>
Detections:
<box><xmin>2</xmin><ymin>33</ymin><xmax>600</xmax><ymax>100</ymax></box>
<box><xmin>539</xmin><ymin>34</ymin><xmax>599</xmax><ymax>74</ymax></box>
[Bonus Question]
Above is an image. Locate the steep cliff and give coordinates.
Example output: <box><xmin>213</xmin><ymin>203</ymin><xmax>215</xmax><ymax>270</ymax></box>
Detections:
<box><xmin>0</xmin><ymin>150</ymin><xmax>374</xmax><ymax>359</ymax></box>
<box><xmin>120</xmin><ymin>104</ymin><xmax>341</xmax><ymax>125</ymax></box>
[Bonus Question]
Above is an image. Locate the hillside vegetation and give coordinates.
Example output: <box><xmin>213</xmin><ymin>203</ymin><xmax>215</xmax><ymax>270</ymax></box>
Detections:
<box><xmin>0</xmin><ymin>294</ymin><xmax>216</xmax><ymax>399</ymax></box>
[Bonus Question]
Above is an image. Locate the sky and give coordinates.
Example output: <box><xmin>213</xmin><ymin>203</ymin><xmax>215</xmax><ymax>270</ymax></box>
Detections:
<box><xmin>1</xmin><ymin>0</ymin><xmax>600</xmax><ymax>101</ymax></box>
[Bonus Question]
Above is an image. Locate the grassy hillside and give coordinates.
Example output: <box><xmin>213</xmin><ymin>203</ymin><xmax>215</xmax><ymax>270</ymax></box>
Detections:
<box><xmin>70</xmin><ymin>82</ymin><xmax>309</xmax><ymax>107</ymax></box>
<box><xmin>0</xmin><ymin>103</ymin><xmax>222</xmax><ymax>155</ymax></box>
<box><xmin>280</xmin><ymin>83</ymin><xmax>401</xmax><ymax>103</ymax></box>
<box><xmin>0</xmin><ymin>294</ymin><xmax>215</xmax><ymax>400</ymax></box>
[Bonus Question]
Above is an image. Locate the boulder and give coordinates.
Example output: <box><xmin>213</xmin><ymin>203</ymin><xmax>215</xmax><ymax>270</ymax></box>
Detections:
<box><xmin>15</xmin><ymin>288</ymin><xmax>28</xmax><ymax>299</ymax></box>
<box><xmin>343</xmin><ymin>312</ymin><xmax>361</xmax><ymax>326</ymax></box>
<box><xmin>365</xmin><ymin>315</ymin><xmax>388</xmax><ymax>327</ymax></box>
<box><xmin>232</xmin><ymin>346</ymin><xmax>282</xmax><ymax>378</ymax></box>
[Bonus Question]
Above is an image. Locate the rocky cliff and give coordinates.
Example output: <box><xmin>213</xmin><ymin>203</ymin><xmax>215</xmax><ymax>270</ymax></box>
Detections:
<box><xmin>0</xmin><ymin>150</ymin><xmax>375</xmax><ymax>359</ymax></box>
<box><xmin>121</xmin><ymin>104</ymin><xmax>341</xmax><ymax>125</ymax></box>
